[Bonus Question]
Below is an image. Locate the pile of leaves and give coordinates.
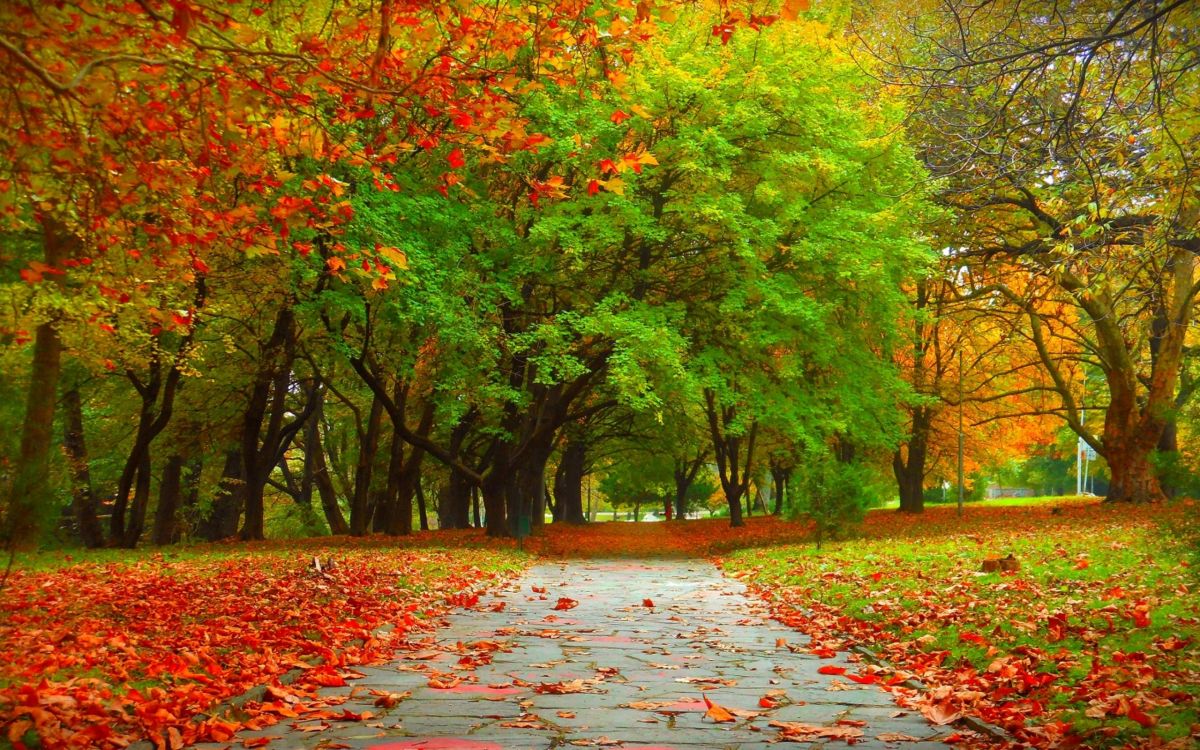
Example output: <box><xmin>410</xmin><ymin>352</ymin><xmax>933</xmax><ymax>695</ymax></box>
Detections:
<box><xmin>0</xmin><ymin>546</ymin><xmax>523</xmax><ymax>748</ymax></box>
<box><xmin>723</xmin><ymin>499</ymin><xmax>1200</xmax><ymax>749</ymax></box>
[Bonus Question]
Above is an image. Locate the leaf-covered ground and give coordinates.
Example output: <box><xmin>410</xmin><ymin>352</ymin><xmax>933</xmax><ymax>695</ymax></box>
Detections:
<box><xmin>722</xmin><ymin>500</ymin><xmax>1200</xmax><ymax>749</ymax></box>
<box><xmin>0</xmin><ymin>544</ymin><xmax>524</xmax><ymax>749</ymax></box>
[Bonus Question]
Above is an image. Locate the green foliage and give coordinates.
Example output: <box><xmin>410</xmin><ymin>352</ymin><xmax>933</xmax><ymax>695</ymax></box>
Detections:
<box><xmin>791</xmin><ymin>456</ymin><xmax>872</xmax><ymax>547</ymax></box>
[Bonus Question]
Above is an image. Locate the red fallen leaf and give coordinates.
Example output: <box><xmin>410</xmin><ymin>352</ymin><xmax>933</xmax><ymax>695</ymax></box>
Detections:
<box><xmin>959</xmin><ymin>631</ymin><xmax>987</xmax><ymax>646</ymax></box>
<box><xmin>817</xmin><ymin>665</ymin><xmax>846</xmax><ymax>676</ymax></box>
<box><xmin>759</xmin><ymin>696</ymin><xmax>779</xmax><ymax>708</ymax></box>
<box><xmin>532</xmin><ymin>585</ymin><xmax>547</xmax><ymax>593</ymax></box>
<box><xmin>642</xmin><ymin>598</ymin><xmax>655</xmax><ymax>608</ymax></box>
<box><xmin>701</xmin><ymin>694</ymin><xmax>736</xmax><ymax>723</ymax></box>
<box><xmin>552</xmin><ymin>597</ymin><xmax>578</xmax><ymax>611</ymax></box>
<box><xmin>1125</xmin><ymin>704</ymin><xmax>1157</xmax><ymax>728</ymax></box>
<box><xmin>428</xmin><ymin>677</ymin><xmax>462</xmax><ymax>689</ymax></box>
<box><xmin>243</xmin><ymin>739</ymin><xmax>272</xmax><ymax>748</ymax></box>
<box><xmin>845</xmin><ymin>672</ymin><xmax>878</xmax><ymax>685</ymax></box>
<box><xmin>870</xmin><ymin>572</ymin><xmax>884</xmax><ymax>582</ymax></box>
<box><xmin>1129</xmin><ymin>601</ymin><xmax>1152</xmax><ymax>628</ymax></box>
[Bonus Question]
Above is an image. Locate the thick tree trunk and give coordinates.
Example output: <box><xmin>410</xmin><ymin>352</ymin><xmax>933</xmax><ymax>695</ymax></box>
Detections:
<box><xmin>198</xmin><ymin>449</ymin><xmax>243</xmax><ymax>541</ymax></box>
<box><xmin>5</xmin><ymin>218</ymin><xmax>74</xmax><ymax>549</ymax></box>
<box><xmin>894</xmin><ymin>409</ymin><xmax>930</xmax><ymax>513</ymax></box>
<box><xmin>152</xmin><ymin>455</ymin><xmax>184</xmax><ymax>545</ymax></box>
<box><xmin>62</xmin><ymin>386</ymin><xmax>104</xmax><ymax>549</ymax></box>
<box><xmin>1105</xmin><ymin>438</ymin><xmax>1165</xmax><ymax>503</ymax></box>
<box><xmin>481</xmin><ymin>466</ymin><xmax>509</xmax><ymax>538</ymax></box>
<box><xmin>440</xmin><ymin>472</ymin><xmax>473</xmax><ymax>529</ymax></box>
<box><xmin>725</xmin><ymin>486</ymin><xmax>744</xmax><ymax>527</ymax></box>
<box><xmin>553</xmin><ymin>440</ymin><xmax>586</xmax><ymax>524</ymax></box>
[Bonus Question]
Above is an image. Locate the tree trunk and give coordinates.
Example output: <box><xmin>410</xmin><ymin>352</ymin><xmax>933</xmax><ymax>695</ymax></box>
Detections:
<box><xmin>62</xmin><ymin>386</ymin><xmax>103</xmax><ymax>548</ymax></box>
<box><xmin>770</xmin><ymin>465</ymin><xmax>791</xmax><ymax>516</ymax></box>
<box><xmin>554</xmin><ymin>440</ymin><xmax>586</xmax><ymax>524</ymax></box>
<box><xmin>894</xmin><ymin>408</ymin><xmax>930</xmax><ymax>513</ymax></box>
<box><xmin>1105</xmin><ymin>441</ymin><xmax>1165</xmax><ymax>503</ymax></box>
<box><xmin>350</xmin><ymin>394</ymin><xmax>384</xmax><ymax>535</ymax></box>
<box><xmin>152</xmin><ymin>454</ymin><xmax>184</xmax><ymax>545</ymax></box>
<box><xmin>441</xmin><ymin>472</ymin><xmax>473</xmax><ymax>529</ymax></box>
<box><xmin>415</xmin><ymin>477</ymin><xmax>429</xmax><ymax>531</ymax></box>
<box><xmin>481</xmin><ymin>469</ymin><xmax>509</xmax><ymax>538</ymax></box>
<box><xmin>311</xmin><ymin>422</ymin><xmax>349</xmax><ymax>535</ymax></box>
<box><xmin>726</xmin><ymin>486</ymin><xmax>744</xmax><ymax>527</ymax></box>
<box><xmin>198</xmin><ymin>449</ymin><xmax>243</xmax><ymax>541</ymax></box>
<box><xmin>672</xmin><ymin>454</ymin><xmax>705</xmax><ymax>521</ymax></box>
<box><xmin>5</xmin><ymin>218</ymin><xmax>74</xmax><ymax>549</ymax></box>
<box><xmin>703</xmin><ymin>390</ymin><xmax>755</xmax><ymax>529</ymax></box>
<box><xmin>240</xmin><ymin>306</ymin><xmax>301</xmax><ymax>541</ymax></box>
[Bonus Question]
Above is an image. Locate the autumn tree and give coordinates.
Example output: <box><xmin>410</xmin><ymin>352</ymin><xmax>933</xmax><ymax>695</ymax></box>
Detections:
<box><xmin>866</xmin><ymin>0</ymin><xmax>1200</xmax><ymax>503</ymax></box>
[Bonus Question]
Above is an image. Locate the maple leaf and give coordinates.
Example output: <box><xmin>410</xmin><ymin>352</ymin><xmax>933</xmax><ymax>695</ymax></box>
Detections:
<box><xmin>701</xmin><ymin>694</ymin><xmax>736</xmax><ymax>723</ymax></box>
<box><xmin>610</xmin><ymin>110</ymin><xmax>631</xmax><ymax>125</ymax></box>
<box><xmin>447</xmin><ymin>148</ymin><xmax>466</xmax><ymax>169</ymax></box>
<box><xmin>552</xmin><ymin>597</ymin><xmax>578</xmax><ymax>610</ymax></box>
<box><xmin>642</xmin><ymin>598</ymin><xmax>654</xmax><ymax>608</ymax></box>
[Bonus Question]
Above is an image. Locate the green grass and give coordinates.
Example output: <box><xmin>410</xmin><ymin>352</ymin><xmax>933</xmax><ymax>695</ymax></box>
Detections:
<box><xmin>724</xmin><ymin>500</ymin><xmax>1200</xmax><ymax>748</ymax></box>
<box><xmin>874</xmin><ymin>493</ymin><xmax>1095</xmax><ymax>510</ymax></box>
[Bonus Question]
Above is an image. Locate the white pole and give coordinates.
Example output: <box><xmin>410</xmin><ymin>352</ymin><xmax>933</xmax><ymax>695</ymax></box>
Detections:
<box><xmin>1080</xmin><ymin>384</ymin><xmax>1089</xmax><ymax>494</ymax></box>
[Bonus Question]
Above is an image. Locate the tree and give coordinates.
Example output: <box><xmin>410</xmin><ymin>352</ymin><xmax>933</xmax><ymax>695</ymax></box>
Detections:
<box><xmin>867</xmin><ymin>0</ymin><xmax>1200</xmax><ymax>502</ymax></box>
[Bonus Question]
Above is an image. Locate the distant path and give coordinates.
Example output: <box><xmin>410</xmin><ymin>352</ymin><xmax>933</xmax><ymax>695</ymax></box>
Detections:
<box><xmin>222</xmin><ymin>560</ymin><xmax>951</xmax><ymax>749</ymax></box>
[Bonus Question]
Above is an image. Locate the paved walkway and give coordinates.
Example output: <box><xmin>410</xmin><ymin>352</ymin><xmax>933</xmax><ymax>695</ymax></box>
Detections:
<box><xmin>225</xmin><ymin>560</ymin><xmax>951</xmax><ymax>749</ymax></box>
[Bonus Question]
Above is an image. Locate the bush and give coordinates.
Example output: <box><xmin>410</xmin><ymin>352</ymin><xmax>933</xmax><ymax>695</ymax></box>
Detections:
<box><xmin>790</xmin><ymin>457</ymin><xmax>870</xmax><ymax>548</ymax></box>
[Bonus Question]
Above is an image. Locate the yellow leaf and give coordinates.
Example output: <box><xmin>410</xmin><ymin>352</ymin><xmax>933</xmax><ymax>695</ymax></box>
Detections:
<box><xmin>378</xmin><ymin>246</ymin><xmax>408</xmax><ymax>270</ymax></box>
<box><xmin>603</xmin><ymin>178</ymin><xmax>625</xmax><ymax>195</ymax></box>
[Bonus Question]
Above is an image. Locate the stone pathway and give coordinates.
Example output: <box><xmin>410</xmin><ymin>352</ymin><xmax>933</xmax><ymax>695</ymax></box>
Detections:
<box><xmin>228</xmin><ymin>560</ymin><xmax>952</xmax><ymax>749</ymax></box>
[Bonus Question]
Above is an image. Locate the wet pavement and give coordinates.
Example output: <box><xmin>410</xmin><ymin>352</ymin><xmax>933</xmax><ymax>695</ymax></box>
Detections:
<box><xmin>218</xmin><ymin>560</ymin><xmax>952</xmax><ymax>749</ymax></box>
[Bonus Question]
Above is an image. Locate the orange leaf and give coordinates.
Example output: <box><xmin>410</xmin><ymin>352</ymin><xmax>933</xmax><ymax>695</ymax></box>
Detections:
<box><xmin>702</xmin><ymin>695</ymin><xmax>736</xmax><ymax>723</ymax></box>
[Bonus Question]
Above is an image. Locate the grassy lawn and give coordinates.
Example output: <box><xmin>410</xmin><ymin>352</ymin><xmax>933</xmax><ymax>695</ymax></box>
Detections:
<box><xmin>722</xmin><ymin>499</ymin><xmax>1200</xmax><ymax>749</ymax></box>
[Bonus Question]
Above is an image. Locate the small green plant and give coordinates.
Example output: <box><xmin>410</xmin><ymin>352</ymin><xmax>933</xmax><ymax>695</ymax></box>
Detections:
<box><xmin>791</xmin><ymin>456</ymin><xmax>870</xmax><ymax>548</ymax></box>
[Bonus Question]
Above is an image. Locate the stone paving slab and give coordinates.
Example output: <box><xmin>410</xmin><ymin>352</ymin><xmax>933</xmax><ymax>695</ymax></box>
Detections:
<box><xmin>217</xmin><ymin>559</ymin><xmax>954</xmax><ymax>749</ymax></box>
